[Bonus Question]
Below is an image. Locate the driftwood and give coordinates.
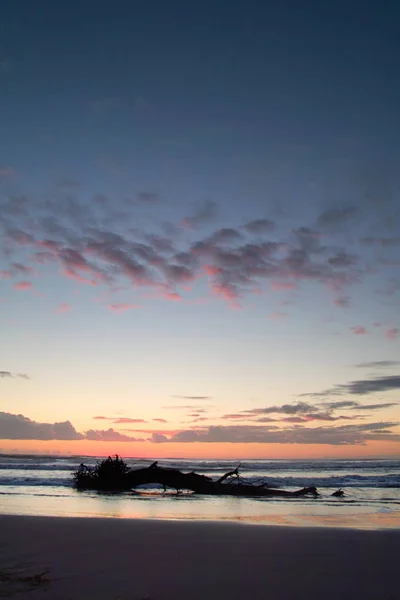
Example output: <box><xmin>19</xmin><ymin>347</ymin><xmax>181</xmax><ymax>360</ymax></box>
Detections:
<box><xmin>73</xmin><ymin>456</ymin><xmax>319</xmax><ymax>498</ymax></box>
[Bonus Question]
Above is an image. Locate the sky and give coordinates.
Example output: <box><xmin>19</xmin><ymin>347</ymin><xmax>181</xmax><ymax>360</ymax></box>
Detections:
<box><xmin>1</xmin><ymin>1</ymin><xmax>400</xmax><ymax>459</ymax></box>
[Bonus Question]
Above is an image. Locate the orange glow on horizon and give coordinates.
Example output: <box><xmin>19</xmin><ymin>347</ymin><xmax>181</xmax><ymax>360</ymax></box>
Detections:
<box><xmin>1</xmin><ymin>439</ymin><xmax>399</xmax><ymax>459</ymax></box>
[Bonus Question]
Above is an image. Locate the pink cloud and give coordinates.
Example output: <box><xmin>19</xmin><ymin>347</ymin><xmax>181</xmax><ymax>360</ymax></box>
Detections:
<box><xmin>155</xmin><ymin>285</ymin><xmax>182</xmax><ymax>301</ymax></box>
<box><xmin>203</xmin><ymin>264</ymin><xmax>222</xmax><ymax>276</ymax></box>
<box><xmin>62</xmin><ymin>268</ymin><xmax>98</xmax><ymax>286</ymax></box>
<box><xmin>112</xmin><ymin>418</ymin><xmax>147</xmax><ymax>424</ymax></box>
<box><xmin>210</xmin><ymin>281</ymin><xmax>241</xmax><ymax>308</ymax></box>
<box><xmin>13</xmin><ymin>281</ymin><xmax>33</xmax><ymax>290</ymax></box>
<box><xmin>271</xmin><ymin>281</ymin><xmax>298</xmax><ymax>291</ymax></box>
<box><xmin>0</xmin><ymin>270</ymin><xmax>12</xmax><ymax>279</ymax></box>
<box><xmin>107</xmin><ymin>302</ymin><xmax>139</xmax><ymax>312</ymax></box>
<box><xmin>350</xmin><ymin>326</ymin><xmax>368</xmax><ymax>335</ymax></box>
<box><xmin>334</xmin><ymin>296</ymin><xmax>350</xmax><ymax>308</ymax></box>
<box><xmin>269</xmin><ymin>312</ymin><xmax>288</xmax><ymax>319</ymax></box>
<box><xmin>386</xmin><ymin>328</ymin><xmax>399</xmax><ymax>341</ymax></box>
<box><xmin>55</xmin><ymin>303</ymin><xmax>71</xmax><ymax>313</ymax></box>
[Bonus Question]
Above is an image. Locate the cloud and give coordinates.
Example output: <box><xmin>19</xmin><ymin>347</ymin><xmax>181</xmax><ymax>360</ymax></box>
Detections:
<box><xmin>322</xmin><ymin>400</ymin><xmax>397</xmax><ymax>412</ymax></box>
<box><xmin>353</xmin><ymin>361</ymin><xmax>400</xmax><ymax>369</ymax></box>
<box><xmin>317</xmin><ymin>207</ymin><xmax>358</xmax><ymax>228</ymax></box>
<box><xmin>13</xmin><ymin>281</ymin><xmax>33</xmax><ymax>290</ymax></box>
<box><xmin>328</xmin><ymin>252</ymin><xmax>356</xmax><ymax>268</ymax></box>
<box><xmin>230</xmin><ymin>398</ymin><xmax>398</xmax><ymax>424</ymax></box>
<box><xmin>246</xmin><ymin>402</ymin><xmax>316</xmax><ymax>416</ymax></box>
<box><xmin>207</xmin><ymin>228</ymin><xmax>243</xmax><ymax>244</ymax></box>
<box><xmin>112</xmin><ymin>418</ymin><xmax>147</xmax><ymax>424</ymax></box>
<box><xmin>153</xmin><ymin>418</ymin><xmax>167</xmax><ymax>423</ymax></box>
<box><xmin>137</xmin><ymin>192</ymin><xmax>159</xmax><ymax>203</ymax></box>
<box><xmin>243</xmin><ymin>219</ymin><xmax>275</xmax><ymax>234</ymax></box>
<box><xmin>0</xmin><ymin>191</ymin><xmax>385</xmax><ymax>306</ymax></box>
<box><xmin>1</xmin><ymin>409</ymin><xmax>398</xmax><ymax>446</ymax></box>
<box><xmin>55</xmin><ymin>303</ymin><xmax>72</xmax><ymax>313</ymax></box>
<box><xmin>334</xmin><ymin>296</ymin><xmax>350</xmax><ymax>308</ymax></box>
<box><xmin>84</xmin><ymin>428</ymin><xmax>139</xmax><ymax>441</ymax></box>
<box><xmin>269</xmin><ymin>312</ymin><xmax>288</xmax><ymax>319</ymax></box>
<box><xmin>271</xmin><ymin>281</ymin><xmax>298</xmax><ymax>291</ymax></box>
<box><xmin>0</xmin><ymin>371</ymin><xmax>29</xmax><ymax>379</ymax></box>
<box><xmin>151</xmin><ymin>432</ymin><xmax>169</xmax><ymax>443</ymax></box>
<box><xmin>0</xmin><ymin>371</ymin><xmax>13</xmax><ymax>378</ymax></box>
<box><xmin>92</xmin><ymin>416</ymin><xmax>146</xmax><ymax>424</ymax></box>
<box><xmin>155</xmin><ymin>421</ymin><xmax>400</xmax><ymax>445</ymax></box>
<box><xmin>350</xmin><ymin>326</ymin><xmax>368</xmax><ymax>335</ymax></box>
<box><xmin>107</xmin><ymin>303</ymin><xmax>139</xmax><ymax>312</ymax></box>
<box><xmin>301</xmin><ymin>375</ymin><xmax>400</xmax><ymax>398</ymax></box>
<box><xmin>180</xmin><ymin>200</ymin><xmax>218</xmax><ymax>229</ymax></box>
<box><xmin>360</xmin><ymin>236</ymin><xmax>400</xmax><ymax>247</ymax></box>
<box><xmin>0</xmin><ymin>412</ymin><xmax>83</xmax><ymax>440</ymax></box>
<box><xmin>386</xmin><ymin>328</ymin><xmax>399</xmax><ymax>341</ymax></box>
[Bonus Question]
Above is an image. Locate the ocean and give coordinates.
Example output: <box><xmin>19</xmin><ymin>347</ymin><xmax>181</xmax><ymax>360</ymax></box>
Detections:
<box><xmin>1</xmin><ymin>454</ymin><xmax>399</xmax><ymax>529</ymax></box>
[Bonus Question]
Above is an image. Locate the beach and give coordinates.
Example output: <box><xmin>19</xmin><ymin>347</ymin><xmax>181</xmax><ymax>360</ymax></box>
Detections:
<box><xmin>1</xmin><ymin>515</ymin><xmax>399</xmax><ymax>600</ymax></box>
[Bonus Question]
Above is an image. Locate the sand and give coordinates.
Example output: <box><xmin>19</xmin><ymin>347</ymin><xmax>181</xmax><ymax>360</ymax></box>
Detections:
<box><xmin>0</xmin><ymin>515</ymin><xmax>398</xmax><ymax>600</ymax></box>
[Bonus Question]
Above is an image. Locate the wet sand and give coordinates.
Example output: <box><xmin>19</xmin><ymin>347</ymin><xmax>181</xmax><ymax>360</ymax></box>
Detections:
<box><xmin>0</xmin><ymin>515</ymin><xmax>398</xmax><ymax>599</ymax></box>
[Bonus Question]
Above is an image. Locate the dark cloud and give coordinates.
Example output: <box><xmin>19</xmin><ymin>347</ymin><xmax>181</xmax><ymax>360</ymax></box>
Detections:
<box><xmin>92</xmin><ymin>416</ymin><xmax>146</xmax><ymax>423</ymax></box>
<box><xmin>243</xmin><ymin>219</ymin><xmax>275</xmax><ymax>235</ymax></box>
<box><xmin>137</xmin><ymin>192</ymin><xmax>159</xmax><ymax>203</ymax></box>
<box><xmin>153</xmin><ymin>418</ymin><xmax>167</xmax><ymax>423</ymax></box>
<box><xmin>353</xmin><ymin>361</ymin><xmax>400</xmax><ymax>369</ymax></box>
<box><xmin>0</xmin><ymin>412</ymin><xmax>83</xmax><ymax>440</ymax></box>
<box><xmin>302</xmin><ymin>375</ymin><xmax>400</xmax><ymax>398</ymax></box>
<box><xmin>156</xmin><ymin>421</ymin><xmax>399</xmax><ymax>445</ymax></box>
<box><xmin>334</xmin><ymin>296</ymin><xmax>350</xmax><ymax>308</ymax></box>
<box><xmin>317</xmin><ymin>207</ymin><xmax>358</xmax><ymax>228</ymax></box>
<box><xmin>181</xmin><ymin>200</ymin><xmax>218</xmax><ymax>228</ymax></box>
<box><xmin>172</xmin><ymin>395</ymin><xmax>212</xmax><ymax>400</ymax></box>
<box><xmin>227</xmin><ymin>397</ymin><xmax>397</xmax><ymax>424</ymax></box>
<box><xmin>0</xmin><ymin>371</ymin><xmax>12</xmax><ymax>378</ymax></box>
<box><xmin>0</xmin><ymin>191</ymin><xmax>384</xmax><ymax>304</ymax></box>
<box><xmin>151</xmin><ymin>432</ymin><xmax>169</xmax><ymax>443</ymax></box>
<box><xmin>246</xmin><ymin>402</ymin><xmax>315</xmax><ymax>416</ymax></box>
<box><xmin>0</xmin><ymin>412</ymin><xmax>145</xmax><ymax>441</ymax></box>
<box><xmin>0</xmin><ymin>371</ymin><xmax>29</xmax><ymax>379</ymax></box>
<box><xmin>84</xmin><ymin>428</ymin><xmax>139</xmax><ymax>441</ymax></box>
<box><xmin>207</xmin><ymin>228</ymin><xmax>243</xmax><ymax>244</ymax></box>
<box><xmin>328</xmin><ymin>252</ymin><xmax>357</xmax><ymax>268</ymax></box>
<box><xmin>360</xmin><ymin>236</ymin><xmax>400</xmax><ymax>247</ymax></box>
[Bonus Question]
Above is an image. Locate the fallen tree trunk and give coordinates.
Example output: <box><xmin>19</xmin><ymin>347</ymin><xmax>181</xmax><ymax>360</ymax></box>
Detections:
<box><xmin>73</xmin><ymin>456</ymin><xmax>319</xmax><ymax>498</ymax></box>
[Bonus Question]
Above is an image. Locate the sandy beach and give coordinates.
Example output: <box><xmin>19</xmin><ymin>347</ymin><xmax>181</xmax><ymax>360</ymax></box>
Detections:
<box><xmin>0</xmin><ymin>515</ymin><xmax>398</xmax><ymax>600</ymax></box>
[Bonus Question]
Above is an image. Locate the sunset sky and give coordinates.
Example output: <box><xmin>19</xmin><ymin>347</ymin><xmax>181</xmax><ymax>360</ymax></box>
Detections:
<box><xmin>1</xmin><ymin>1</ymin><xmax>399</xmax><ymax>459</ymax></box>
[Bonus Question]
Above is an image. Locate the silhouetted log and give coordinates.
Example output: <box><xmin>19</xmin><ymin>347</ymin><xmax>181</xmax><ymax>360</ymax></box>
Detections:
<box><xmin>126</xmin><ymin>464</ymin><xmax>319</xmax><ymax>498</ymax></box>
<box><xmin>74</xmin><ymin>457</ymin><xmax>319</xmax><ymax>498</ymax></box>
<box><xmin>216</xmin><ymin>465</ymin><xmax>241</xmax><ymax>484</ymax></box>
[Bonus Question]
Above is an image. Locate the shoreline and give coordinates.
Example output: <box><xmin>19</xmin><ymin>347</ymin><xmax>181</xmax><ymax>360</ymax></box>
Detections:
<box><xmin>1</xmin><ymin>515</ymin><xmax>399</xmax><ymax>599</ymax></box>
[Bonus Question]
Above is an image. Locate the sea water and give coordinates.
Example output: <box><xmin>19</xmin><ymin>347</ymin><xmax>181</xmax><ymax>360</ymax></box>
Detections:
<box><xmin>0</xmin><ymin>455</ymin><xmax>399</xmax><ymax>529</ymax></box>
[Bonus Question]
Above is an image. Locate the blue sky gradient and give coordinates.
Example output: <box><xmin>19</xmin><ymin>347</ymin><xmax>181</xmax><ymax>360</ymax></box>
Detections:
<box><xmin>1</xmin><ymin>1</ymin><xmax>399</xmax><ymax>456</ymax></box>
